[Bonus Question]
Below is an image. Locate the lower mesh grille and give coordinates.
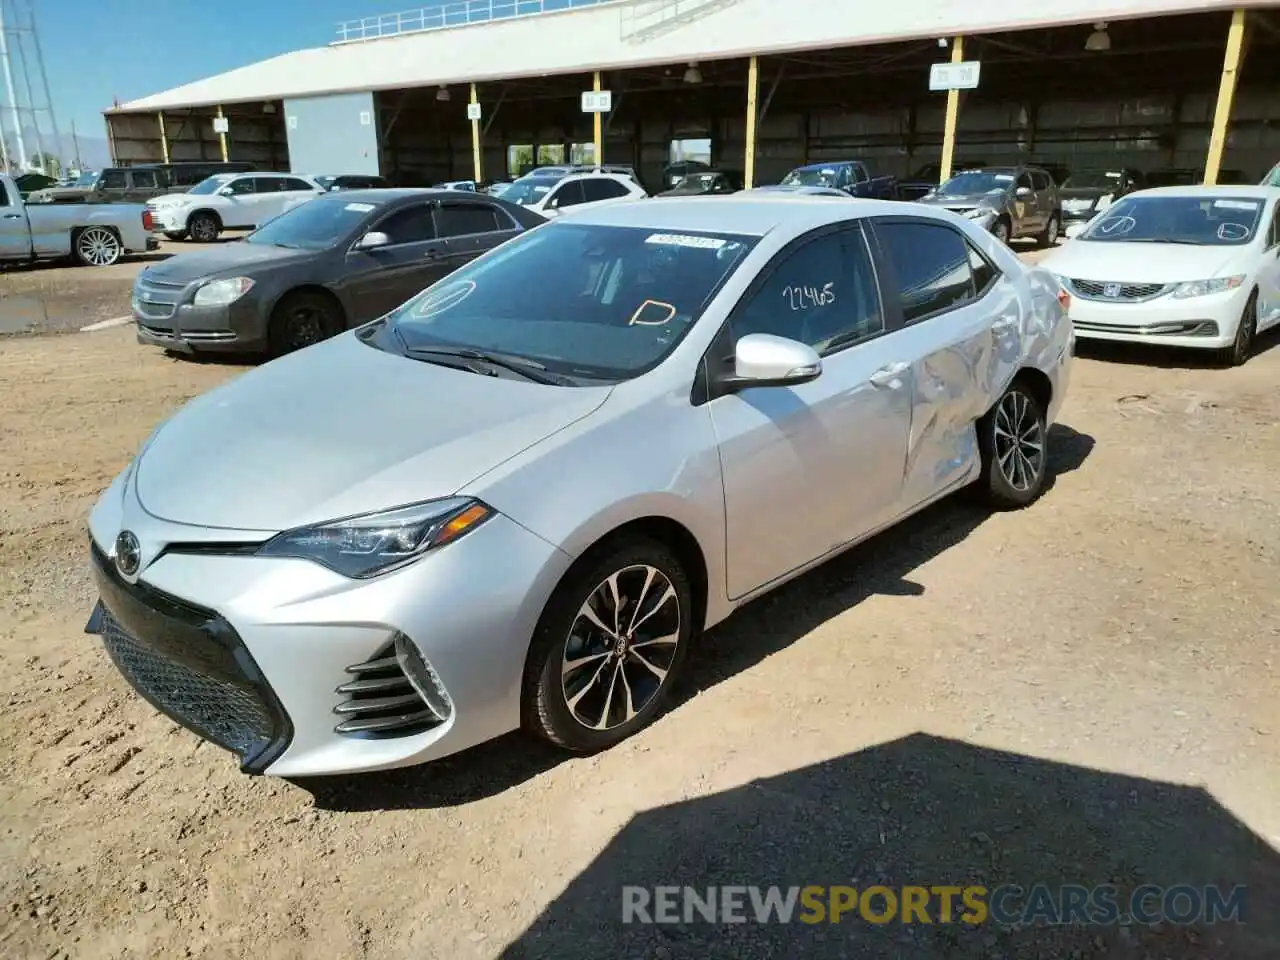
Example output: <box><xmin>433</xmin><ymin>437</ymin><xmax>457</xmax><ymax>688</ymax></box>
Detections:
<box><xmin>334</xmin><ymin>643</ymin><xmax>445</xmax><ymax>738</ymax></box>
<box><xmin>101</xmin><ymin>609</ymin><xmax>273</xmax><ymax>757</ymax></box>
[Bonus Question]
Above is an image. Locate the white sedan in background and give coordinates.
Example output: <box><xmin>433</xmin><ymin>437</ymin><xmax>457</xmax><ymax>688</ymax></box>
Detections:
<box><xmin>1043</xmin><ymin>186</ymin><xmax>1280</xmax><ymax>365</ymax></box>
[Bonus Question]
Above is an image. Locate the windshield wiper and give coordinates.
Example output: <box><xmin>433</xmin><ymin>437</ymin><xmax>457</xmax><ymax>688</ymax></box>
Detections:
<box><xmin>406</xmin><ymin>346</ymin><xmax>562</xmax><ymax>384</ymax></box>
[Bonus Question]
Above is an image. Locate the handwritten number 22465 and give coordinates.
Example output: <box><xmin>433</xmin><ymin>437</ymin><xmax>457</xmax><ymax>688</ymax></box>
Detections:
<box><xmin>782</xmin><ymin>283</ymin><xmax>836</xmax><ymax>310</ymax></box>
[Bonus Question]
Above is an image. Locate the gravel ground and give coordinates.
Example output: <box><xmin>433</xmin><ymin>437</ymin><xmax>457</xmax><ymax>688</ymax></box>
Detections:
<box><xmin>0</xmin><ymin>264</ymin><xmax>1277</xmax><ymax>959</ymax></box>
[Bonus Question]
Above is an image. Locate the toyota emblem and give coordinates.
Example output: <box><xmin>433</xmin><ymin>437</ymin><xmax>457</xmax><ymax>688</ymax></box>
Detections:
<box><xmin>1103</xmin><ymin>282</ymin><xmax>1122</xmax><ymax>298</ymax></box>
<box><xmin>115</xmin><ymin>531</ymin><xmax>142</xmax><ymax>577</ymax></box>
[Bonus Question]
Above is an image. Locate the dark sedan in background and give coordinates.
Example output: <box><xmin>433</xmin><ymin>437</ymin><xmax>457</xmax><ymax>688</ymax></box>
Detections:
<box><xmin>659</xmin><ymin>170</ymin><xmax>743</xmax><ymax>196</ymax></box>
<box><xmin>131</xmin><ymin>189</ymin><xmax>545</xmax><ymax>357</ymax></box>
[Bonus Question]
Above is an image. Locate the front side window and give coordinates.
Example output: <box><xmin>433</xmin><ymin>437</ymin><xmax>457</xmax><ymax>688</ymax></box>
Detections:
<box><xmin>188</xmin><ymin>176</ymin><xmax>234</xmax><ymax>196</ymax></box>
<box><xmin>549</xmin><ymin>180</ymin><xmax>586</xmax><ymax>208</ymax></box>
<box><xmin>936</xmin><ymin>171</ymin><xmax>1014</xmax><ymax>197</ymax></box>
<box><xmin>730</xmin><ymin>228</ymin><xmax>883</xmax><ymax>354</ymax></box>
<box><xmin>379</xmin><ymin>223</ymin><xmax>758</xmax><ymax>380</ymax></box>
<box><xmin>1080</xmin><ymin>195</ymin><xmax>1265</xmax><ymax>246</ymax></box>
<box><xmin>874</xmin><ymin>220</ymin><xmax>977</xmax><ymax>323</ymax></box>
<box><xmin>501</xmin><ymin>177</ymin><xmax>558</xmax><ymax>206</ymax></box>
<box><xmin>582</xmin><ymin>178</ymin><xmax>629</xmax><ymax>202</ymax></box>
<box><xmin>1030</xmin><ymin>171</ymin><xmax>1051</xmax><ymax>191</ymax></box>
<box><xmin>376</xmin><ymin>204</ymin><xmax>435</xmax><ymax>245</ymax></box>
<box><xmin>99</xmin><ymin>170</ymin><xmax>127</xmax><ymax>189</ymax></box>
<box><xmin>781</xmin><ymin>166</ymin><xmax>843</xmax><ymax>188</ymax></box>
<box><xmin>225</xmin><ymin>178</ymin><xmax>257</xmax><ymax>196</ymax></box>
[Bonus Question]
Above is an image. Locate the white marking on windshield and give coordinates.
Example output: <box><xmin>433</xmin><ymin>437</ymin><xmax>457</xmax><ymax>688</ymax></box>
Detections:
<box><xmin>1212</xmin><ymin>199</ymin><xmax>1259</xmax><ymax>211</ymax></box>
<box><xmin>645</xmin><ymin>233</ymin><xmax>727</xmax><ymax>249</ymax></box>
<box><xmin>344</xmin><ymin>202</ymin><xmax>376</xmax><ymax>212</ymax></box>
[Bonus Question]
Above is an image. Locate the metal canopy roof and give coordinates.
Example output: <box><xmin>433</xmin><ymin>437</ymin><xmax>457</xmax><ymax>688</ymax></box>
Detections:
<box><xmin>111</xmin><ymin>0</ymin><xmax>1260</xmax><ymax>114</ymax></box>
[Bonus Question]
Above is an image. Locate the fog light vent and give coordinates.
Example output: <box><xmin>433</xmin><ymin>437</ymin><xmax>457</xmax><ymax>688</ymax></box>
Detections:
<box><xmin>333</xmin><ymin>634</ymin><xmax>449</xmax><ymax>738</ymax></box>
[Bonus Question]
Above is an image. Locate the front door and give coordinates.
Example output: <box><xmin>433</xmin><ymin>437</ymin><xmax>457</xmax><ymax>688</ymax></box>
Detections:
<box><xmin>707</xmin><ymin>223</ymin><xmax>912</xmax><ymax>599</ymax></box>
<box><xmin>343</xmin><ymin>201</ymin><xmax>447</xmax><ymax>321</ymax></box>
<box><xmin>95</xmin><ymin>169</ymin><xmax>131</xmax><ymax>204</ymax></box>
<box><xmin>1012</xmin><ymin>171</ymin><xmax>1037</xmax><ymax>235</ymax></box>
<box><xmin>1256</xmin><ymin>203</ymin><xmax>1280</xmax><ymax>330</ymax></box>
<box><xmin>126</xmin><ymin>169</ymin><xmax>159</xmax><ymax>202</ymax></box>
<box><xmin>219</xmin><ymin>176</ymin><xmax>260</xmax><ymax>228</ymax></box>
<box><xmin>0</xmin><ymin>182</ymin><xmax>31</xmax><ymax>258</ymax></box>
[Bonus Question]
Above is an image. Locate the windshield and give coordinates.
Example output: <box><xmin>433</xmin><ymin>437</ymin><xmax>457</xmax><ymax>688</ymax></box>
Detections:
<box><xmin>673</xmin><ymin>174</ymin><xmax>719</xmax><ymax>191</ymax></box>
<box><xmin>1079</xmin><ymin>195</ymin><xmax>1265</xmax><ymax>245</ymax></box>
<box><xmin>73</xmin><ymin>172</ymin><xmax>97</xmax><ymax>187</ymax></box>
<box><xmin>501</xmin><ymin>177</ymin><xmax>558</xmax><ymax>206</ymax></box>
<box><xmin>1062</xmin><ymin>171</ymin><xmax>1123</xmax><ymax>190</ymax></box>
<box><xmin>245</xmin><ymin>196</ymin><xmax>376</xmax><ymax>249</ymax></box>
<box><xmin>379</xmin><ymin>222</ymin><xmax>757</xmax><ymax>381</ymax></box>
<box><xmin>1262</xmin><ymin>163</ymin><xmax>1280</xmax><ymax>187</ymax></box>
<box><xmin>781</xmin><ymin>166</ymin><xmax>844</xmax><ymax>187</ymax></box>
<box><xmin>936</xmin><ymin>171</ymin><xmax>1014</xmax><ymax>196</ymax></box>
<box><xmin>188</xmin><ymin>176</ymin><xmax>234</xmax><ymax>196</ymax></box>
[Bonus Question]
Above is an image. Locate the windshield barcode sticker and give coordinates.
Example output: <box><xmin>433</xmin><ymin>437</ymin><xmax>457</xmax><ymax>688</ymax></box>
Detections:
<box><xmin>645</xmin><ymin>233</ymin><xmax>726</xmax><ymax>249</ymax></box>
<box><xmin>1212</xmin><ymin>199</ymin><xmax>1259</xmax><ymax>211</ymax></box>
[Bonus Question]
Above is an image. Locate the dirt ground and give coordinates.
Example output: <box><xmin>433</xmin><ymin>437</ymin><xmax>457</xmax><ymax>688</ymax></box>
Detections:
<box><xmin>1</xmin><ymin>276</ymin><xmax>1278</xmax><ymax>958</ymax></box>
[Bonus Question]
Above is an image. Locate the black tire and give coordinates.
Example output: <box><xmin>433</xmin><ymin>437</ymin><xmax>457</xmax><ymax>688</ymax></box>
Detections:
<box><xmin>70</xmin><ymin>226</ymin><xmax>123</xmax><ymax>267</ymax></box>
<box><xmin>975</xmin><ymin>377</ymin><xmax>1049</xmax><ymax>509</ymax></box>
<box><xmin>162</xmin><ymin>230</ymin><xmax>188</xmax><ymax>241</ymax></box>
<box><xmin>187</xmin><ymin>212</ymin><xmax>220</xmax><ymax>243</ymax></box>
<box><xmin>523</xmin><ymin>537</ymin><xmax>694</xmax><ymax>753</ymax></box>
<box><xmin>992</xmin><ymin>217</ymin><xmax>1011</xmax><ymax>244</ymax></box>
<box><xmin>268</xmin><ymin>290</ymin><xmax>343</xmax><ymax>356</ymax></box>
<box><xmin>1215</xmin><ymin>290</ymin><xmax>1257</xmax><ymax>368</ymax></box>
<box><xmin>1037</xmin><ymin>213</ymin><xmax>1060</xmax><ymax>248</ymax></box>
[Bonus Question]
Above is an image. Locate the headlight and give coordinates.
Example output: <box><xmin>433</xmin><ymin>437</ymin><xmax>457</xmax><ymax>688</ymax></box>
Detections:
<box><xmin>192</xmin><ymin>276</ymin><xmax>255</xmax><ymax>307</ymax></box>
<box><xmin>1171</xmin><ymin>275</ymin><xmax>1246</xmax><ymax>299</ymax></box>
<box><xmin>256</xmin><ymin>498</ymin><xmax>494</xmax><ymax>578</ymax></box>
<box><xmin>963</xmin><ymin>208</ymin><xmax>993</xmax><ymax>219</ymax></box>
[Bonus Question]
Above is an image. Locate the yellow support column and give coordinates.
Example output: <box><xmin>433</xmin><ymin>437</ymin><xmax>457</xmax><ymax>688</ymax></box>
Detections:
<box><xmin>157</xmin><ymin>112</ymin><xmax>169</xmax><ymax>163</ymax></box>
<box><xmin>744</xmin><ymin>56</ymin><xmax>759</xmax><ymax>189</ymax></box>
<box><xmin>470</xmin><ymin>83</ymin><xmax>483</xmax><ymax>182</ymax></box>
<box><xmin>216</xmin><ymin>104</ymin><xmax>229</xmax><ymax>161</ymax></box>
<box><xmin>1203</xmin><ymin>9</ymin><xmax>1247</xmax><ymax>186</ymax></box>
<box><xmin>938</xmin><ymin>36</ymin><xmax>964</xmax><ymax>184</ymax></box>
<box><xmin>592</xmin><ymin>71</ymin><xmax>603</xmax><ymax>165</ymax></box>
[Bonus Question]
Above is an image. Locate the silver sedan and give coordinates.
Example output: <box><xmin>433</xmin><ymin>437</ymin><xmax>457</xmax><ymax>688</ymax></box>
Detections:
<box><xmin>85</xmin><ymin>197</ymin><xmax>1073</xmax><ymax>777</ymax></box>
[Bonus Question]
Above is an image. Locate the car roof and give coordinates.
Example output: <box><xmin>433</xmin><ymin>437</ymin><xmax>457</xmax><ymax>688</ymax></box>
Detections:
<box><xmin>323</xmin><ymin>187</ymin><xmax>485</xmax><ymax>203</ymax></box>
<box><xmin>792</xmin><ymin>161</ymin><xmax>857</xmax><ymax>170</ymax></box>
<box><xmin>1126</xmin><ymin>184</ymin><xmax>1280</xmax><ymax>200</ymax></box>
<box><xmin>562</xmin><ymin>195</ymin><xmax>911</xmax><ymax>236</ymax></box>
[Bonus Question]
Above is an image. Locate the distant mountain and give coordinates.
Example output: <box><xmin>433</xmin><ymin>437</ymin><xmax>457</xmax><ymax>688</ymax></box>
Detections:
<box><xmin>1</xmin><ymin>124</ymin><xmax>111</xmax><ymax>174</ymax></box>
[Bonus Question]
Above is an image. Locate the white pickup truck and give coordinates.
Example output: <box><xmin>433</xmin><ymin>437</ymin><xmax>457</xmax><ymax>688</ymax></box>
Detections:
<box><xmin>0</xmin><ymin>173</ymin><xmax>155</xmax><ymax>267</ymax></box>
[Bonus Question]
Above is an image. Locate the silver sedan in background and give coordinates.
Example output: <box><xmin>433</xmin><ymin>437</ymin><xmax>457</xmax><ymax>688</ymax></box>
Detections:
<box><xmin>85</xmin><ymin>197</ymin><xmax>1072</xmax><ymax>778</ymax></box>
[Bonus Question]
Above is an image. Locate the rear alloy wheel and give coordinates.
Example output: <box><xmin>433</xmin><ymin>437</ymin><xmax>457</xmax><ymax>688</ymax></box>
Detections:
<box><xmin>269</xmin><ymin>291</ymin><xmax>342</xmax><ymax>356</ymax></box>
<box><xmin>975</xmin><ymin>380</ymin><xmax>1048</xmax><ymax>509</ymax></box>
<box><xmin>72</xmin><ymin>226</ymin><xmax>122</xmax><ymax>267</ymax></box>
<box><xmin>524</xmin><ymin>539</ymin><xmax>693</xmax><ymax>753</ymax></box>
<box><xmin>992</xmin><ymin>218</ymin><xmax>1011</xmax><ymax>244</ymax></box>
<box><xmin>1038</xmin><ymin>214</ymin><xmax>1060</xmax><ymax>248</ymax></box>
<box><xmin>187</xmin><ymin>212</ymin><xmax>220</xmax><ymax>243</ymax></box>
<box><xmin>1217</xmin><ymin>290</ymin><xmax>1257</xmax><ymax>368</ymax></box>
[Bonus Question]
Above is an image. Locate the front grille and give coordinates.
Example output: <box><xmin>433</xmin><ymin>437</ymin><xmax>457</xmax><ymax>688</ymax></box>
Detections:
<box><xmin>88</xmin><ymin>542</ymin><xmax>291</xmax><ymax>773</ymax></box>
<box><xmin>101</xmin><ymin>609</ymin><xmax>273</xmax><ymax>757</ymax></box>
<box><xmin>334</xmin><ymin>642</ymin><xmax>446</xmax><ymax>738</ymax></box>
<box><xmin>133</xmin><ymin>298</ymin><xmax>176</xmax><ymax>321</ymax></box>
<box><xmin>1068</xmin><ymin>278</ymin><xmax>1171</xmax><ymax>302</ymax></box>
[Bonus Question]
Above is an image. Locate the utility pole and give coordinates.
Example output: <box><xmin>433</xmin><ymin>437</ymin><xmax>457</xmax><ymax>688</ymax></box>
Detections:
<box><xmin>0</xmin><ymin>0</ymin><xmax>27</xmax><ymax>170</ymax></box>
<box><xmin>71</xmin><ymin>117</ymin><xmax>81</xmax><ymax>172</ymax></box>
<box><xmin>12</xmin><ymin>3</ymin><xmax>44</xmax><ymax>170</ymax></box>
<box><xmin>23</xmin><ymin>0</ymin><xmax>59</xmax><ymax>167</ymax></box>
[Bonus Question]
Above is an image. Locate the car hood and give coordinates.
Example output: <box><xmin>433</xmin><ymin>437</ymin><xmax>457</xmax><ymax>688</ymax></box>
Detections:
<box><xmin>148</xmin><ymin>193</ymin><xmax>194</xmax><ymax>207</ymax></box>
<box><xmin>133</xmin><ymin>333</ymin><xmax>612</xmax><ymax>531</ymax></box>
<box><xmin>1042</xmin><ymin>241</ymin><xmax>1245</xmax><ymax>283</ymax></box>
<box><xmin>140</xmin><ymin>242</ymin><xmax>316</xmax><ymax>283</ymax></box>
<box><xmin>916</xmin><ymin>192</ymin><xmax>1003</xmax><ymax>209</ymax></box>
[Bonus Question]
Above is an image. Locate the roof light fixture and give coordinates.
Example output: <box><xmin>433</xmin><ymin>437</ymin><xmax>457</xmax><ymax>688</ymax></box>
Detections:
<box><xmin>1085</xmin><ymin>23</ymin><xmax>1111</xmax><ymax>52</ymax></box>
<box><xmin>436</xmin><ymin>85</ymin><xmax>450</xmax><ymax>101</ymax></box>
<box><xmin>683</xmin><ymin>62</ymin><xmax>702</xmax><ymax>84</ymax></box>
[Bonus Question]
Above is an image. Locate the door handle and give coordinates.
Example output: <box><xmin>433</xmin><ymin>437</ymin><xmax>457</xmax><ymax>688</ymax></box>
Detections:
<box><xmin>422</xmin><ymin>248</ymin><xmax>442</xmax><ymax>260</ymax></box>
<box><xmin>868</xmin><ymin>361</ymin><xmax>910</xmax><ymax>388</ymax></box>
<box><xmin>2</xmin><ymin>213</ymin><xmax>21</xmax><ymax>219</ymax></box>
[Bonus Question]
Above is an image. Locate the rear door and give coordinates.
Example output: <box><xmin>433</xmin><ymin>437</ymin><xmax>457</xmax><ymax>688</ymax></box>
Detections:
<box><xmin>433</xmin><ymin>199</ymin><xmax>516</xmax><ymax>266</ymax></box>
<box><xmin>126</xmin><ymin>169</ymin><xmax>160</xmax><ymax>202</ymax></box>
<box><xmin>1011</xmin><ymin>171</ymin><xmax>1037</xmax><ymax>235</ymax></box>
<box><xmin>344</xmin><ymin>201</ymin><xmax>445</xmax><ymax>320</ymax></box>
<box><xmin>867</xmin><ymin>216</ymin><xmax>1023</xmax><ymax>508</ymax></box>
<box><xmin>579</xmin><ymin>176</ymin><xmax>634</xmax><ymax>211</ymax></box>
<box><xmin>0</xmin><ymin>181</ymin><xmax>32</xmax><ymax>258</ymax></box>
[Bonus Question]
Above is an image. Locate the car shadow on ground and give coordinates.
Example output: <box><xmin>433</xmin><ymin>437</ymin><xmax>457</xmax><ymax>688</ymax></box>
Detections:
<box><xmin>1075</xmin><ymin>325</ymin><xmax>1280</xmax><ymax>369</ymax></box>
<box><xmin>0</xmin><ymin>250</ymin><xmax>171</xmax><ymax>274</ymax></box>
<box><xmin>498</xmin><ymin>734</ymin><xmax>1280</xmax><ymax>959</ymax></box>
<box><xmin>297</xmin><ymin>424</ymin><xmax>1095</xmax><ymax>813</ymax></box>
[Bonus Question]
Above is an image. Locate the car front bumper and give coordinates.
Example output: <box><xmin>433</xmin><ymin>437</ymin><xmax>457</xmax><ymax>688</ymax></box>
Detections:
<box><xmin>148</xmin><ymin>207</ymin><xmax>193</xmax><ymax>234</ymax></box>
<box><xmin>1067</xmin><ymin>286</ymin><xmax>1248</xmax><ymax>349</ymax></box>
<box><xmin>133</xmin><ymin>296</ymin><xmax>268</xmax><ymax>354</ymax></box>
<box><xmin>86</xmin><ymin>475</ymin><xmax>572</xmax><ymax>777</ymax></box>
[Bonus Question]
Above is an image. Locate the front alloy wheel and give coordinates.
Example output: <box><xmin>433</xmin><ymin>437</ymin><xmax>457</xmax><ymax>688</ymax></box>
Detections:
<box><xmin>525</xmin><ymin>540</ymin><xmax>692</xmax><ymax>752</ymax></box>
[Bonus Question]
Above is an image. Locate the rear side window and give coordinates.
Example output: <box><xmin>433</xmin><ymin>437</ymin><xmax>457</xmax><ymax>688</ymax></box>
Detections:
<box><xmin>281</xmin><ymin>177</ymin><xmax>315</xmax><ymax>192</ymax></box>
<box><xmin>434</xmin><ymin>203</ymin><xmax>501</xmax><ymax>237</ymax></box>
<box><xmin>131</xmin><ymin>170</ymin><xmax>158</xmax><ymax>189</ymax></box>
<box><xmin>874</xmin><ymin>220</ymin><xmax>991</xmax><ymax>323</ymax></box>
<box><xmin>0</xmin><ymin>182</ymin><xmax>8</xmax><ymax>205</ymax></box>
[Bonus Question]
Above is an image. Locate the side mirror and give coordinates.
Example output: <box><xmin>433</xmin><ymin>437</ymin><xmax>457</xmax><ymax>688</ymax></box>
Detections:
<box><xmin>355</xmin><ymin>231</ymin><xmax>390</xmax><ymax>250</ymax></box>
<box><xmin>1015</xmin><ymin>186</ymin><xmax>1033</xmax><ymax>200</ymax></box>
<box><xmin>718</xmin><ymin>333</ymin><xmax>822</xmax><ymax>391</ymax></box>
<box><xmin>216</xmin><ymin>187</ymin><xmax>233</xmax><ymax>196</ymax></box>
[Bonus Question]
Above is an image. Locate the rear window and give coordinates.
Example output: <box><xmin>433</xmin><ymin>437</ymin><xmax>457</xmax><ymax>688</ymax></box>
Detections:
<box><xmin>382</xmin><ymin>222</ymin><xmax>758</xmax><ymax>380</ymax></box>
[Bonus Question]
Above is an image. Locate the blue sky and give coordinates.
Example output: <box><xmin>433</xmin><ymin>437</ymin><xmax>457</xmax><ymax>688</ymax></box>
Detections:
<box><xmin>31</xmin><ymin>0</ymin><xmax>590</xmax><ymax>144</ymax></box>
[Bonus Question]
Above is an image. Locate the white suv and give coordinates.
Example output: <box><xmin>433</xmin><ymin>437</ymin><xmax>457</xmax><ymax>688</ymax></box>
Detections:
<box><xmin>508</xmin><ymin>171</ymin><xmax>647</xmax><ymax>219</ymax></box>
<box><xmin>148</xmin><ymin>172</ymin><xmax>325</xmax><ymax>242</ymax></box>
